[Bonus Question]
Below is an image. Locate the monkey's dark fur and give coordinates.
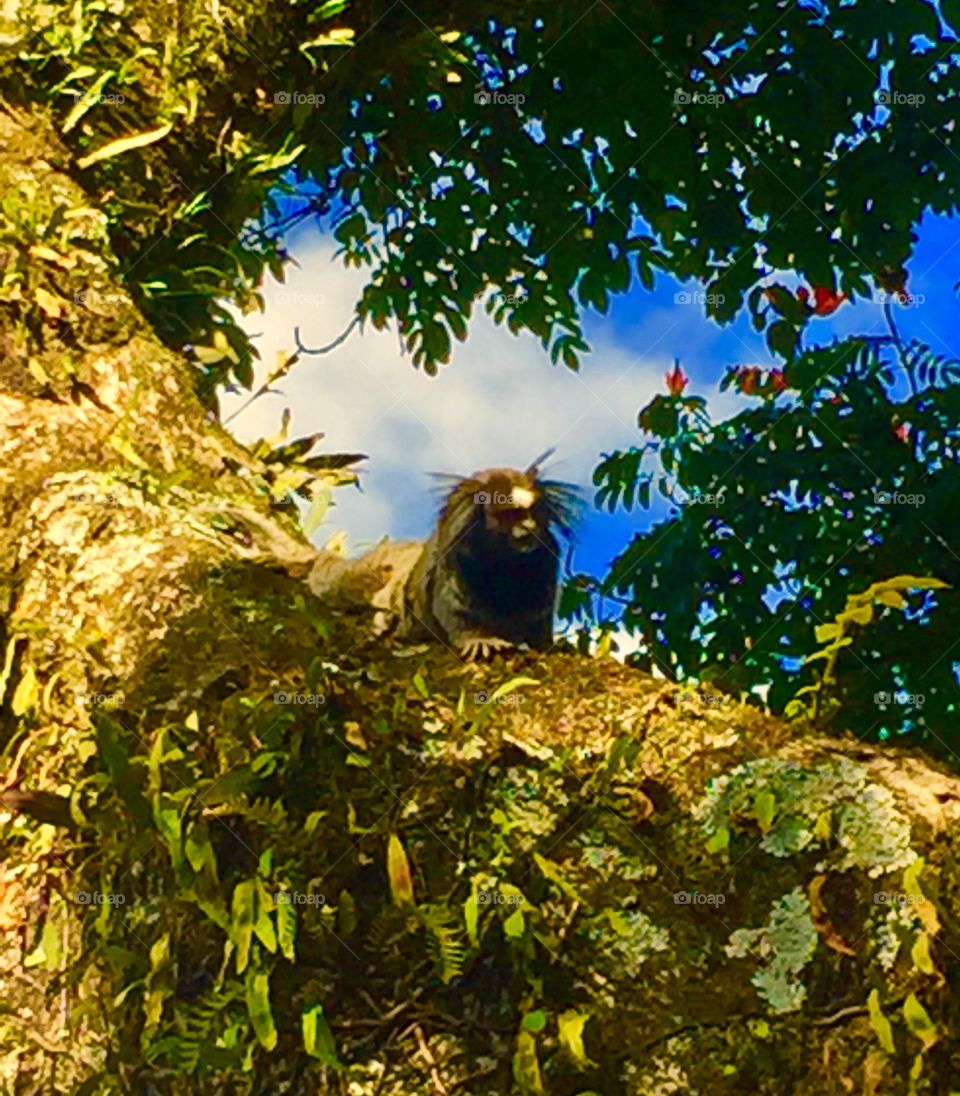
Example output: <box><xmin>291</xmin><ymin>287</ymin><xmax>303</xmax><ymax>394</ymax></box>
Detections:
<box><xmin>401</xmin><ymin>455</ymin><xmax>581</xmax><ymax>658</ymax></box>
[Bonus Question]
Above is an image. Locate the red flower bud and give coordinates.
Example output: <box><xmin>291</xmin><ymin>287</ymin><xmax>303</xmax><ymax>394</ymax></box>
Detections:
<box><xmin>665</xmin><ymin>362</ymin><xmax>689</xmax><ymax>396</ymax></box>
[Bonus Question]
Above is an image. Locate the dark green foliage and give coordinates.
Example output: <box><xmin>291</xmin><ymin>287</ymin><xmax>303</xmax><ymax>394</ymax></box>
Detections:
<box><xmin>577</xmin><ymin>333</ymin><xmax>960</xmax><ymax>758</ymax></box>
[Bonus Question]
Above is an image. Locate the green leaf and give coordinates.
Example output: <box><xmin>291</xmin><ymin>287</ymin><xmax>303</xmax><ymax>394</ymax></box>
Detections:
<box><xmin>706</xmin><ymin>826</ymin><xmax>730</xmax><ymax>853</ymax></box>
<box><xmin>231</xmin><ymin>880</ymin><xmax>256</xmax><ymax>974</ymax></box>
<box><xmin>302</xmin><ymin>1004</ymin><xmax>342</xmax><ymax>1066</ymax></box>
<box><xmin>503</xmin><ymin>908</ymin><xmax>525</xmax><ymax>938</ymax></box>
<box><xmin>558</xmin><ymin>1009</ymin><xmax>595</xmax><ymax>1067</ymax></box>
<box><xmin>464</xmin><ymin>889</ymin><xmax>479</xmax><ymax>947</ymax></box>
<box><xmin>245</xmin><ymin>967</ymin><xmax>277</xmax><ymax>1050</ymax></box>
<box><xmin>277</xmin><ymin>895</ymin><xmax>296</xmax><ymax>961</ymax></box>
<box><xmin>387</xmin><ymin>833</ymin><xmax>415</xmax><ymax>908</ymax></box>
<box><xmin>76</xmin><ymin>123</ymin><xmax>174</xmax><ymax>169</ymax></box>
<box><xmin>513</xmin><ymin>1029</ymin><xmax>544</xmax><ymax>1094</ymax></box>
<box><xmin>522</xmin><ymin>1010</ymin><xmax>547</xmax><ymax>1033</ymax></box>
<box><xmin>903</xmin><ymin>993</ymin><xmax>938</xmax><ymax>1049</ymax></box>
<box><xmin>868</xmin><ymin>989</ymin><xmax>895</xmax><ymax>1054</ymax></box>
<box><xmin>753</xmin><ymin>791</ymin><xmax>776</xmax><ymax>833</ymax></box>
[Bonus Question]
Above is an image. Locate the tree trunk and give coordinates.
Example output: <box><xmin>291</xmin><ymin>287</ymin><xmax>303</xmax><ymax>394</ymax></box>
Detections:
<box><xmin>2</xmin><ymin>102</ymin><xmax>960</xmax><ymax>1096</ymax></box>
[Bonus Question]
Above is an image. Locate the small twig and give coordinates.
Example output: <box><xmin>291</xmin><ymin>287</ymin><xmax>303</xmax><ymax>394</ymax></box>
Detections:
<box><xmin>223</xmin><ymin>315</ymin><xmax>362</xmax><ymax>427</ymax></box>
<box><xmin>295</xmin><ymin>314</ymin><xmax>362</xmax><ymax>356</ymax></box>
<box><xmin>413</xmin><ymin>1024</ymin><xmax>449</xmax><ymax>1096</ymax></box>
<box><xmin>811</xmin><ymin>1004</ymin><xmax>868</xmax><ymax>1027</ymax></box>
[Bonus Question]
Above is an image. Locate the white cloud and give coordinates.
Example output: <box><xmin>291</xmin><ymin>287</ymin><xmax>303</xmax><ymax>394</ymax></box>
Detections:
<box><xmin>222</xmin><ymin>236</ymin><xmax>677</xmax><ymax>550</ymax></box>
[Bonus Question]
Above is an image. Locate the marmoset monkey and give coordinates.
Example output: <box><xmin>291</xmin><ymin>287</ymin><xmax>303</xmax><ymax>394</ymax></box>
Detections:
<box><xmin>400</xmin><ymin>454</ymin><xmax>581</xmax><ymax>659</ymax></box>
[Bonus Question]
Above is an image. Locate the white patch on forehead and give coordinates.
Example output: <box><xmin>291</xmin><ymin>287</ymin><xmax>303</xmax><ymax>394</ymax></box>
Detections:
<box><xmin>512</xmin><ymin>486</ymin><xmax>536</xmax><ymax>509</ymax></box>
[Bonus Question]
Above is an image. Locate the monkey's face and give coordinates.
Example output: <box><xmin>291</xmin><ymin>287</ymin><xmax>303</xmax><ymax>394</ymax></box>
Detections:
<box><xmin>476</xmin><ymin>476</ymin><xmax>545</xmax><ymax>553</ymax></box>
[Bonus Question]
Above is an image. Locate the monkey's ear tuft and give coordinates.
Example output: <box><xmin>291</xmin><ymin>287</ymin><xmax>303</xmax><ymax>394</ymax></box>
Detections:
<box><xmin>525</xmin><ymin>447</ymin><xmax>556</xmax><ymax>477</ymax></box>
<box><xmin>540</xmin><ymin>479</ymin><xmax>586</xmax><ymax>538</ymax></box>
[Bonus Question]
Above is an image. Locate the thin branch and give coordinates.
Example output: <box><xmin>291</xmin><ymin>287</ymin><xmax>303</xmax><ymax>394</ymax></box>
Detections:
<box><xmin>0</xmin><ymin>788</ymin><xmax>77</xmax><ymax>829</ymax></box>
<box><xmin>223</xmin><ymin>315</ymin><xmax>361</xmax><ymax>426</ymax></box>
<box><xmin>295</xmin><ymin>314</ymin><xmax>362</xmax><ymax>356</ymax></box>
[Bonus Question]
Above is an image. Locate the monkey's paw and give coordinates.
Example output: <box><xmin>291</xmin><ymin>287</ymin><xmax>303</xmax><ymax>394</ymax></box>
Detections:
<box><xmin>458</xmin><ymin>634</ymin><xmax>516</xmax><ymax>661</ymax></box>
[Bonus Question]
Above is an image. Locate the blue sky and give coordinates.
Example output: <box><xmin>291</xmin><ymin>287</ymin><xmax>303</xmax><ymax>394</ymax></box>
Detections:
<box><xmin>222</xmin><ymin>211</ymin><xmax>960</xmax><ymax>590</ymax></box>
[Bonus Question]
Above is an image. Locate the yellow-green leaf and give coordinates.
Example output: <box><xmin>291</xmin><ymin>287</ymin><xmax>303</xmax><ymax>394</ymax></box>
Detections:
<box><xmin>558</xmin><ymin>1009</ymin><xmax>595</xmax><ymax>1068</ymax></box>
<box><xmin>387</xmin><ymin>833</ymin><xmax>415</xmax><ymax>908</ymax></box>
<box><xmin>231</xmin><ymin>880</ymin><xmax>256</xmax><ymax>973</ymax></box>
<box><xmin>11</xmin><ymin>664</ymin><xmax>38</xmax><ymax>716</ymax></box>
<box><xmin>513</xmin><ymin>1029</ymin><xmax>544</xmax><ymax>1094</ymax></box>
<box><xmin>245</xmin><ymin>967</ymin><xmax>277</xmax><ymax>1050</ymax></box>
<box><xmin>503</xmin><ymin>908</ymin><xmax>525</xmax><ymax>938</ymax></box>
<box><xmin>76</xmin><ymin>123</ymin><xmax>174</xmax><ymax>169</ymax></box>
<box><xmin>706</xmin><ymin>826</ymin><xmax>730</xmax><ymax>853</ymax></box>
<box><xmin>903</xmin><ymin>993</ymin><xmax>938</xmax><ymax>1049</ymax></box>
<box><xmin>868</xmin><ymin>989</ymin><xmax>895</xmax><ymax>1053</ymax></box>
<box><xmin>753</xmin><ymin>791</ymin><xmax>776</xmax><ymax>833</ymax></box>
<box><xmin>911</xmin><ymin>932</ymin><xmax>935</xmax><ymax>975</ymax></box>
<box><xmin>302</xmin><ymin>1003</ymin><xmax>342</xmax><ymax>1066</ymax></box>
<box><xmin>34</xmin><ymin>286</ymin><xmax>64</xmax><ymax>320</ymax></box>
<box><xmin>464</xmin><ymin>889</ymin><xmax>479</xmax><ymax>947</ymax></box>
